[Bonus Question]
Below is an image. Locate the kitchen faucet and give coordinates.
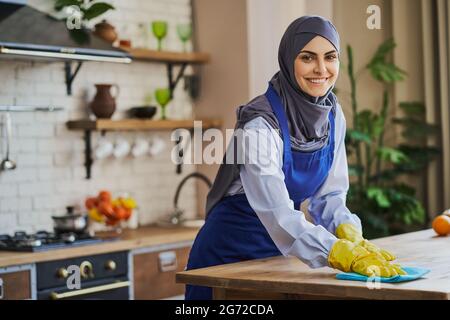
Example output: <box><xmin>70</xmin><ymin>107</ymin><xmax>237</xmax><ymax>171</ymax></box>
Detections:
<box><xmin>169</xmin><ymin>172</ymin><xmax>212</xmax><ymax>225</ymax></box>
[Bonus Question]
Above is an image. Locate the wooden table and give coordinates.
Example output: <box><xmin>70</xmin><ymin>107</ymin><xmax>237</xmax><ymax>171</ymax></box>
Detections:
<box><xmin>176</xmin><ymin>229</ymin><xmax>450</xmax><ymax>300</ymax></box>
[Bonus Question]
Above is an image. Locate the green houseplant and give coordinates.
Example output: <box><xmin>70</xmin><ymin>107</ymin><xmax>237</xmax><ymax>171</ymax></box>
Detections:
<box><xmin>341</xmin><ymin>39</ymin><xmax>440</xmax><ymax>239</ymax></box>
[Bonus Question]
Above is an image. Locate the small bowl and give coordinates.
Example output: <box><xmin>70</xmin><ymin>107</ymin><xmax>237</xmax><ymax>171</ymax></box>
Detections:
<box><xmin>128</xmin><ymin>106</ymin><xmax>157</xmax><ymax>119</ymax></box>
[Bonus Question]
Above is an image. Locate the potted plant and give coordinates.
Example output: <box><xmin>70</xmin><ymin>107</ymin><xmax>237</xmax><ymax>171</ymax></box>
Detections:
<box><xmin>340</xmin><ymin>39</ymin><xmax>440</xmax><ymax>239</ymax></box>
<box><xmin>54</xmin><ymin>0</ymin><xmax>116</xmax><ymax>44</ymax></box>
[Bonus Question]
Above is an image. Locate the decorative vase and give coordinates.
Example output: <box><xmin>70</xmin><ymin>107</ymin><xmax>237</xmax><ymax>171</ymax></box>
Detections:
<box><xmin>93</xmin><ymin>20</ymin><xmax>118</xmax><ymax>43</ymax></box>
<box><xmin>89</xmin><ymin>84</ymin><xmax>120</xmax><ymax>119</ymax></box>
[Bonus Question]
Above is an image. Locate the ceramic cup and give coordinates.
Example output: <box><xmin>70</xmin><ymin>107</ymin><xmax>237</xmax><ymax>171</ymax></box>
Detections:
<box><xmin>149</xmin><ymin>136</ymin><xmax>166</xmax><ymax>156</ymax></box>
<box><xmin>94</xmin><ymin>137</ymin><xmax>114</xmax><ymax>159</ymax></box>
<box><xmin>131</xmin><ymin>138</ymin><xmax>150</xmax><ymax>157</ymax></box>
<box><xmin>113</xmin><ymin>137</ymin><xmax>131</xmax><ymax>158</ymax></box>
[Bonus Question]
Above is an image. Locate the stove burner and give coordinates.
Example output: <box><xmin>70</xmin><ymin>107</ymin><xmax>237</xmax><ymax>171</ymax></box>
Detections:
<box><xmin>0</xmin><ymin>230</ymin><xmax>110</xmax><ymax>252</ymax></box>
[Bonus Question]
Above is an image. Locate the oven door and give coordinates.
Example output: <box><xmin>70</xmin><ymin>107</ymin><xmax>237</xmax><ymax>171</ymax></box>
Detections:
<box><xmin>38</xmin><ymin>277</ymin><xmax>130</xmax><ymax>300</ymax></box>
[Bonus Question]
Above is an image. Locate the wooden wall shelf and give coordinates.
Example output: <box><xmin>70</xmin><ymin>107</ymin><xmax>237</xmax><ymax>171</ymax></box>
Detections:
<box><xmin>120</xmin><ymin>47</ymin><xmax>210</xmax><ymax>64</ymax></box>
<box><xmin>67</xmin><ymin>119</ymin><xmax>221</xmax><ymax>131</ymax></box>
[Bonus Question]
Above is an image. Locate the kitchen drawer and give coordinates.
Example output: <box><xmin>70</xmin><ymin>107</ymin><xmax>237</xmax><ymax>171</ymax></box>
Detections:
<box><xmin>0</xmin><ymin>270</ymin><xmax>32</xmax><ymax>300</ymax></box>
<box><xmin>133</xmin><ymin>246</ymin><xmax>190</xmax><ymax>300</ymax></box>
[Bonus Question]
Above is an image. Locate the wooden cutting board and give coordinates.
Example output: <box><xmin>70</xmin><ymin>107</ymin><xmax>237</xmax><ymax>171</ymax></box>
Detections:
<box><xmin>176</xmin><ymin>229</ymin><xmax>450</xmax><ymax>299</ymax></box>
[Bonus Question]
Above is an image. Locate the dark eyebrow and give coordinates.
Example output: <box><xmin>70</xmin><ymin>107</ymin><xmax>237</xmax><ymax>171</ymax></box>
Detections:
<box><xmin>299</xmin><ymin>50</ymin><xmax>337</xmax><ymax>55</ymax></box>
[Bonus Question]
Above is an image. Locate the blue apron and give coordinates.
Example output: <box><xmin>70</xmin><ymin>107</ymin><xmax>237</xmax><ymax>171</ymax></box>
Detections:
<box><xmin>185</xmin><ymin>84</ymin><xmax>336</xmax><ymax>300</ymax></box>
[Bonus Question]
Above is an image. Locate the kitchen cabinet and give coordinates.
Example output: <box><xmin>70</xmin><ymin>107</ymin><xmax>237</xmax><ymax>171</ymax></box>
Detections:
<box><xmin>0</xmin><ymin>265</ymin><xmax>35</xmax><ymax>300</ymax></box>
<box><xmin>132</xmin><ymin>242</ymin><xmax>191</xmax><ymax>300</ymax></box>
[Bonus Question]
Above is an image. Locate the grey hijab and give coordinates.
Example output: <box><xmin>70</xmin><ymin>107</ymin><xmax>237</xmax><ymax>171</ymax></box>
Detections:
<box><xmin>205</xmin><ymin>16</ymin><xmax>341</xmax><ymax>215</ymax></box>
<box><xmin>238</xmin><ymin>15</ymin><xmax>340</xmax><ymax>151</ymax></box>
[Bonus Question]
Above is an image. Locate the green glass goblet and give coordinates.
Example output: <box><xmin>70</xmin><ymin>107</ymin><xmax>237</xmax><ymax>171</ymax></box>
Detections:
<box><xmin>155</xmin><ymin>88</ymin><xmax>171</xmax><ymax>120</ymax></box>
<box><xmin>176</xmin><ymin>23</ymin><xmax>192</xmax><ymax>52</ymax></box>
<box><xmin>152</xmin><ymin>21</ymin><xmax>168</xmax><ymax>51</ymax></box>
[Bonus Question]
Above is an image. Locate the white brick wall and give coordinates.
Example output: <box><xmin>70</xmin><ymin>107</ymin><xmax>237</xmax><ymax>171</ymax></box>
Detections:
<box><xmin>0</xmin><ymin>0</ymin><xmax>199</xmax><ymax>234</ymax></box>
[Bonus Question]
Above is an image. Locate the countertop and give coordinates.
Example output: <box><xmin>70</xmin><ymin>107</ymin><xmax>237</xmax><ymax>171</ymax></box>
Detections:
<box><xmin>0</xmin><ymin>225</ymin><xmax>200</xmax><ymax>268</ymax></box>
<box><xmin>176</xmin><ymin>229</ymin><xmax>450</xmax><ymax>300</ymax></box>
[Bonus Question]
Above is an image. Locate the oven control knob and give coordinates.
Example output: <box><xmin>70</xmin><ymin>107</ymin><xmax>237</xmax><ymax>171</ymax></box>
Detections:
<box><xmin>80</xmin><ymin>261</ymin><xmax>94</xmax><ymax>279</ymax></box>
<box><xmin>57</xmin><ymin>268</ymin><xmax>69</xmax><ymax>279</ymax></box>
<box><xmin>105</xmin><ymin>260</ymin><xmax>116</xmax><ymax>271</ymax></box>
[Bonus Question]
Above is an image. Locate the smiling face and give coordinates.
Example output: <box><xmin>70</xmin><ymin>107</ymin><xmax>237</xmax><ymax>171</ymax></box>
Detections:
<box><xmin>294</xmin><ymin>36</ymin><xmax>339</xmax><ymax>97</ymax></box>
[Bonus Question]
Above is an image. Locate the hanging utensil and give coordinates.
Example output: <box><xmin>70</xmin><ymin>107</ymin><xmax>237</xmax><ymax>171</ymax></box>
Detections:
<box><xmin>0</xmin><ymin>112</ymin><xmax>16</xmax><ymax>171</ymax></box>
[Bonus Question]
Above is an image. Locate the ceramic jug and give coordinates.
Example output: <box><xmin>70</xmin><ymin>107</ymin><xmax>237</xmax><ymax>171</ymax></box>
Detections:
<box><xmin>90</xmin><ymin>84</ymin><xmax>120</xmax><ymax>119</ymax></box>
<box><xmin>93</xmin><ymin>20</ymin><xmax>118</xmax><ymax>43</ymax></box>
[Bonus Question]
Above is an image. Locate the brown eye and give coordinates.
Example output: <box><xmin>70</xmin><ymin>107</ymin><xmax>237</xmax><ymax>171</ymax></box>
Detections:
<box><xmin>300</xmin><ymin>55</ymin><xmax>313</xmax><ymax>62</ymax></box>
<box><xmin>326</xmin><ymin>54</ymin><xmax>337</xmax><ymax>61</ymax></box>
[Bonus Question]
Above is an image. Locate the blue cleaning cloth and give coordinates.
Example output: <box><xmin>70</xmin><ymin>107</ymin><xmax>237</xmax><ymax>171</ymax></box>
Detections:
<box><xmin>336</xmin><ymin>267</ymin><xmax>430</xmax><ymax>283</ymax></box>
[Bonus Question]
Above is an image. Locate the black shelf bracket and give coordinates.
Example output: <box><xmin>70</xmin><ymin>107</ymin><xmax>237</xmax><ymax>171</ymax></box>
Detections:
<box><xmin>84</xmin><ymin>130</ymin><xmax>93</xmax><ymax>179</ymax></box>
<box><xmin>167</xmin><ymin>63</ymin><xmax>188</xmax><ymax>100</ymax></box>
<box><xmin>174</xmin><ymin>128</ymin><xmax>194</xmax><ymax>175</ymax></box>
<box><xmin>65</xmin><ymin>61</ymin><xmax>83</xmax><ymax>96</ymax></box>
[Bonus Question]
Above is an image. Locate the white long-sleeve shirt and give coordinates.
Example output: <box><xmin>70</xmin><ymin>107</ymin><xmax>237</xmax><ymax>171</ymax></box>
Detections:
<box><xmin>225</xmin><ymin>104</ymin><xmax>362</xmax><ymax>268</ymax></box>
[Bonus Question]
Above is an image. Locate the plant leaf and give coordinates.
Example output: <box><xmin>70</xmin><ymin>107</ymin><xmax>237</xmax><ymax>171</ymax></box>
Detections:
<box><xmin>346</xmin><ymin>129</ymin><xmax>371</xmax><ymax>144</ymax></box>
<box><xmin>394</xmin><ymin>145</ymin><xmax>440</xmax><ymax>172</ymax></box>
<box><xmin>368</xmin><ymin>38</ymin><xmax>396</xmax><ymax>64</ymax></box>
<box><xmin>55</xmin><ymin>0</ymin><xmax>82</xmax><ymax>11</ymax></box>
<box><xmin>83</xmin><ymin>3</ymin><xmax>115</xmax><ymax>20</ymax></box>
<box><xmin>377</xmin><ymin>147</ymin><xmax>409</xmax><ymax>164</ymax></box>
<box><xmin>369</xmin><ymin>62</ymin><xmax>407</xmax><ymax>83</ymax></box>
<box><xmin>366</xmin><ymin>39</ymin><xmax>407</xmax><ymax>83</ymax></box>
<box><xmin>356</xmin><ymin>110</ymin><xmax>384</xmax><ymax>139</ymax></box>
<box><xmin>367</xmin><ymin>187</ymin><xmax>391</xmax><ymax>208</ymax></box>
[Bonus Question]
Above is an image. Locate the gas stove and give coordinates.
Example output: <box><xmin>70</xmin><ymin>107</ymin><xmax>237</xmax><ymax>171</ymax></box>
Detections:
<box><xmin>0</xmin><ymin>231</ymin><xmax>111</xmax><ymax>252</ymax></box>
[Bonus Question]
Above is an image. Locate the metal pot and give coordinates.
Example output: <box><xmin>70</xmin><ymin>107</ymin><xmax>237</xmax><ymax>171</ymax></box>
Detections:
<box><xmin>52</xmin><ymin>206</ymin><xmax>88</xmax><ymax>233</ymax></box>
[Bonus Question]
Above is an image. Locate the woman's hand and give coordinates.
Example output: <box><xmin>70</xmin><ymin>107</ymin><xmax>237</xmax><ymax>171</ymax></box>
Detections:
<box><xmin>328</xmin><ymin>239</ymin><xmax>406</xmax><ymax>277</ymax></box>
<box><xmin>336</xmin><ymin>223</ymin><xmax>396</xmax><ymax>261</ymax></box>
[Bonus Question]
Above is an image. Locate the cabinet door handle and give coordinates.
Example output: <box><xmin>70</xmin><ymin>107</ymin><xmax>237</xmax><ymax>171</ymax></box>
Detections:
<box><xmin>0</xmin><ymin>278</ymin><xmax>3</xmax><ymax>299</ymax></box>
<box><xmin>158</xmin><ymin>251</ymin><xmax>178</xmax><ymax>272</ymax></box>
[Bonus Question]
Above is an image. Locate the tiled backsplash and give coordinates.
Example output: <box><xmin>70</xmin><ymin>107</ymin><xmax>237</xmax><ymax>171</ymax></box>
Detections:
<box><xmin>0</xmin><ymin>0</ymin><xmax>198</xmax><ymax>234</ymax></box>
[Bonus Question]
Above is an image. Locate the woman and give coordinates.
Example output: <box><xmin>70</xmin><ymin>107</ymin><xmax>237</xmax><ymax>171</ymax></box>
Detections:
<box><xmin>185</xmin><ymin>15</ymin><xmax>405</xmax><ymax>300</ymax></box>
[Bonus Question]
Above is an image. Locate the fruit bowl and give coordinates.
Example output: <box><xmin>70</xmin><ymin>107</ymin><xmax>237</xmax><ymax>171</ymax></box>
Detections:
<box><xmin>85</xmin><ymin>190</ymin><xmax>137</xmax><ymax>230</ymax></box>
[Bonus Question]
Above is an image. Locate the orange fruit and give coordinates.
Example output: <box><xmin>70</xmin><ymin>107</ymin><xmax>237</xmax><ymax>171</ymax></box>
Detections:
<box><xmin>98</xmin><ymin>190</ymin><xmax>112</xmax><ymax>203</ymax></box>
<box><xmin>123</xmin><ymin>208</ymin><xmax>132</xmax><ymax>221</ymax></box>
<box><xmin>432</xmin><ymin>215</ymin><xmax>450</xmax><ymax>236</ymax></box>
<box><xmin>98</xmin><ymin>201</ymin><xmax>115</xmax><ymax>219</ymax></box>
<box><xmin>85</xmin><ymin>197</ymin><xmax>97</xmax><ymax>210</ymax></box>
<box><xmin>113</xmin><ymin>206</ymin><xmax>127</xmax><ymax>220</ymax></box>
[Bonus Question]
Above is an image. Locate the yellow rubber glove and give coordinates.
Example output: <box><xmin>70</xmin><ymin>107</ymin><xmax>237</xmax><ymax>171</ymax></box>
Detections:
<box><xmin>336</xmin><ymin>223</ymin><xmax>396</xmax><ymax>261</ymax></box>
<box><xmin>328</xmin><ymin>239</ymin><xmax>406</xmax><ymax>277</ymax></box>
